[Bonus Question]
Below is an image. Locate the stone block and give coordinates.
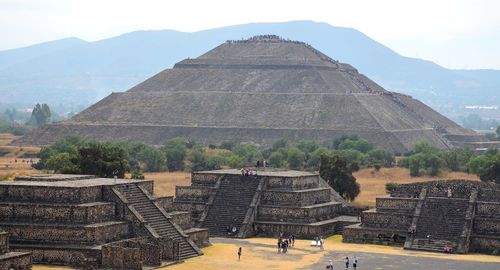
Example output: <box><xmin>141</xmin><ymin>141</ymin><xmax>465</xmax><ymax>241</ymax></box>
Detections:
<box><xmin>262</xmin><ymin>188</ymin><xmax>330</xmax><ymax>207</ymax></box>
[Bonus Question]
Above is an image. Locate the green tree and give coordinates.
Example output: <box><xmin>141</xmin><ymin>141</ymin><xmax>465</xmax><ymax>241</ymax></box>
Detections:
<box><xmin>333</xmin><ymin>135</ymin><xmax>373</xmax><ymax>153</ymax></box>
<box><xmin>319</xmin><ymin>152</ymin><xmax>360</xmax><ymax>201</ymax></box>
<box><xmin>443</xmin><ymin>148</ymin><xmax>474</xmax><ymax>172</ymax></box>
<box><xmin>138</xmin><ymin>147</ymin><xmax>167</xmax><ymax>172</ymax></box>
<box><xmin>77</xmin><ymin>142</ymin><xmax>129</xmax><ymax>178</ymax></box>
<box><xmin>232</xmin><ymin>144</ymin><xmax>263</xmax><ymax>164</ymax></box>
<box><xmin>286</xmin><ymin>147</ymin><xmax>305</xmax><ymax>169</ymax></box>
<box><xmin>271</xmin><ymin>138</ymin><xmax>288</xmax><ymax>152</ymax></box>
<box><xmin>467</xmin><ymin>155</ymin><xmax>490</xmax><ymax>175</ymax></box>
<box><xmin>478</xmin><ymin>153</ymin><xmax>500</xmax><ymax>184</ymax></box>
<box><xmin>367</xmin><ymin>147</ymin><xmax>395</xmax><ymax>167</ymax></box>
<box><xmin>161</xmin><ymin>137</ymin><xmax>187</xmax><ymax>171</ymax></box>
<box><xmin>45</xmin><ymin>152</ymin><xmax>80</xmax><ymax>174</ymax></box>
<box><xmin>189</xmin><ymin>144</ymin><xmax>208</xmax><ymax>171</ymax></box>
<box><xmin>268</xmin><ymin>151</ymin><xmax>285</xmax><ymax>168</ymax></box>
<box><xmin>307</xmin><ymin>147</ymin><xmax>329</xmax><ymax>170</ymax></box>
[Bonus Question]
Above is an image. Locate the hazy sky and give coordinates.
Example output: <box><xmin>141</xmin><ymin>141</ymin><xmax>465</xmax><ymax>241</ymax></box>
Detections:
<box><xmin>1</xmin><ymin>0</ymin><xmax>499</xmax><ymax>69</ymax></box>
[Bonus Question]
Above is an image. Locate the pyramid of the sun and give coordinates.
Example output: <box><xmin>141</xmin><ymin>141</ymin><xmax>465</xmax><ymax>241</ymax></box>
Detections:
<box><xmin>17</xmin><ymin>35</ymin><xmax>488</xmax><ymax>153</ymax></box>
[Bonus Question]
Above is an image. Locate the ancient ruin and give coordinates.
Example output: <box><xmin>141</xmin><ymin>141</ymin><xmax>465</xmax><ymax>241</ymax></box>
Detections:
<box><xmin>0</xmin><ymin>174</ymin><xmax>208</xmax><ymax>269</ymax></box>
<box><xmin>0</xmin><ymin>228</ymin><xmax>32</xmax><ymax>270</ymax></box>
<box><xmin>16</xmin><ymin>35</ymin><xmax>491</xmax><ymax>153</ymax></box>
<box><xmin>173</xmin><ymin>169</ymin><xmax>357</xmax><ymax>238</ymax></box>
<box><xmin>343</xmin><ymin>180</ymin><xmax>500</xmax><ymax>254</ymax></box>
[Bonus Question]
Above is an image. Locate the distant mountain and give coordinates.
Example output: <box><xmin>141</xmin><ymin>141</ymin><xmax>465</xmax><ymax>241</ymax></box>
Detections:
<box><xmin>0</xmin><ymin>21</ymin><xmax>499</xmax><ymax>119</ymax></box>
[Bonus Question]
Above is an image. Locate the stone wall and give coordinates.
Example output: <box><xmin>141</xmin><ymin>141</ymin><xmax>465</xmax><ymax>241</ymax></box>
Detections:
<box><xmin>361</xmin><ymin>210</ymin><xmax>413</xmax><ymax>229</ymax></box>
<box><xmin>254</xmin><ymin>221</ymin><xmax>338</xmax><ymax>239</ymax></box>
<box><xmin>191</xmin><ymin>173</ymin><xmax>220</xmax><ymax>186</ymax></box>
<box><xmin>175</xmin><ymin>186</ymin><xmax>214</xmax><ymax>202</ymax></box>
<box><xmin>258</xmin><ymin>203</ymin><xmax>342</xmax><ymax>223</ymax></box>
<box><xmin>185</xmin><ymin>228</ymin><xmax>210</xmax><ymax>248</ymax></box>
<box><xmin>0</xmin><ymin>253</ymin><xmax>32</xmax><ymax>270</ymax></box>
<box><xmin>102</xmin><ymin>245</ymin><xmax>142</xmax><ymax>270</ymax></box>
<box><xmin>342</xmin><ymin>224</ymin><xmax>406</xmax><ymax>246</ymax></box>
<box><xmin>470</xmin><ymin>236</ymin><xmax>500</xmax><ymax>255</ymax></box>
<box><xmin>476</xmin><ymin>202</ymin><xmax>500</xmax><ymax>217</ymax></box>
<box><xmin>13</xmin><ymin>245</ymin><xmax>100</xmax><ymax>266</ymax></box>
<box><xmin>390</xmin><ymin>180</ymin><xmax>496</xmax><ymax>199</ymax></box>
<box><xmin>266</xmin><ymin>176</ymin><xmax>319</xmax><ymax>190</ymax></box>
<box><xmin>0</xmin><ymin>202</ymin><xmax>115</xmax><ymax>224</ymax></box>
<box><xmin>154</xmin><ymin>196</ymin><xmax>174</xmax><ymax>212</ymax></box>
<box><xmin>0</xmin><ymin>231</ymin><xmax>8</xmax><ymax>254</ymax></box>
<box><xmin>0</xmin><ymin>185</ymin><xmax>103</xmax><ymax>203</ymax></box>
<box><xmin>261</xmin><ymin>188</ymin><xmax>330</xmax><ymax>206</ymax></box>
<box><xmin>169</xmin><ymin>212</ymin><xmax>192</xmax><ymax>230</ymax></box>
<box><xmin>375</xmin><ymin>197</ymin><xmax>418</xmax><ymax>213</ymax></box>
<box><xmin>2</xmin><ymin>222</ymin><xmax>129</xmax><ymax>245</ymax></box>
<box><xmin>473</xmin><ymin>218</ymin><xmax>500</xmax><ymax>236</ymax></box>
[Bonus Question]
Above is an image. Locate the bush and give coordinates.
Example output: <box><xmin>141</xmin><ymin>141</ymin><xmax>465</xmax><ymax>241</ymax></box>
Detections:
<box><xmin>385</xmin><ymin>182</ymin><xmax>400</xmax><ymax>193</ymax></box>
<box><xmin>320</xmin><ymin>152</ymin><xmax>360</xmax><ymax>201</ymax></box>
<box><xmin>286</xmin><ymin>147</ymin><xmax>305</xmax><ymax>169</ymax></box>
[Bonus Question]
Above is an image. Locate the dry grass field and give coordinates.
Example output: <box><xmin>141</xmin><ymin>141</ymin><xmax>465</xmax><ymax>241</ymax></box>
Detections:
<box><xmin>0</xmin><ymin>133</ymin><xmax>40</xmax><ymax>180</ymax></box>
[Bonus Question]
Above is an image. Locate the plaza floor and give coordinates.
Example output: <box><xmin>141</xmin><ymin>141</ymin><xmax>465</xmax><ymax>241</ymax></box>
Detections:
<box><xmin>33</xmin><ymin>236</ymin><xmax>500</xmax><ymax>270</ymax></box>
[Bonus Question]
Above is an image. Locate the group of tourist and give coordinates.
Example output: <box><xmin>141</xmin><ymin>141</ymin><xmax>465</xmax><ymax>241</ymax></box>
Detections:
<box><xmin>311</xmin><ymin>235</ymin><xmax>325</xmax><ymax>249</ymax></box>
<box><xmin>277</xmin><ymin>231</ymin><xmax>295</xmax><ymax>254</ymax></box>
<box><xmin>240</xmin><ymin>167</ymin><xmax>257</xmax><ymax>176</ymax></box>
<box><xmin>326</xmin><ymin>256</ymin><xmax>358</xmax><ymax>270</ymax></box>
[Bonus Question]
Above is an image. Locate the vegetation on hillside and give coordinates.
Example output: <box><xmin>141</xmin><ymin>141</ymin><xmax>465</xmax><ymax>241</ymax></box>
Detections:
<box><xmin>33</xmin><ymin>134</ymin><xmax>499</xmax><ymax>185</ymax></box>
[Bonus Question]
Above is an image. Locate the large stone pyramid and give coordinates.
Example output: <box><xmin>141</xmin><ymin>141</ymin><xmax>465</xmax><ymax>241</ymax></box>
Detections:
<box><xmin>18</xmin><ymin>35</ymin><xmax>487</xmax><ymax>153</ymax></box>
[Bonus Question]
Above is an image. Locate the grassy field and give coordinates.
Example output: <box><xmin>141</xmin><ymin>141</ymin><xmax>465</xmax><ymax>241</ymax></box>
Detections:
<box><xmin>0</xmin><ymin>133</ymin><xmax>40</xmax><ymax>180</ymax></box>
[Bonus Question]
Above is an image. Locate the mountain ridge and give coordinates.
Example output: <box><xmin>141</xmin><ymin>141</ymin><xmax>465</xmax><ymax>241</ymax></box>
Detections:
<box><xmin>0</xmin><ymin>21</ymin><xmax>498</xmax><ymax>119</ymax></box>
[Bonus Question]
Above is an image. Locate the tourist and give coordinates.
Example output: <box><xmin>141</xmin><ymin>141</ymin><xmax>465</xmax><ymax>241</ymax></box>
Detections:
<box><xmin>344</xmin><ymin>256</ymin><xmax>350</xmax><ymax>269</ymax></box>
<box><xmin>447</xmin><ymin>188</ymin><xmax>452</xmax><ymax>198</ymax></box>
<box><xmin>291</xmin><ymin>234</ymin><xmax>295</xmax><ymax>247</ymax></box>
<box><xmin>241</xmin><ymin>168</ymin><xmax>245</xmax><ymax>176</ymax></box>
<box><xmin>256</xmin><ymin>160</ymin><xmax>260</xmax><ymax>167</ymax></box>
<box><xmin>238</xmin><ymin>247</ymin><xmax>242</xmax><ymax>261</ymax></box>
<box><xmin>353</xmin><ymin>256</ymin><xmax>358</xmax><ymax>269</ymax></box>
<box><xmin>328</xmin><ymin>260</ymin><xmax>334</xmax><ymax>269</ymax></box>
<box><xmin>277</xmin><ymin>239</ymin><xmax>282</xmax><ymax>253</ymax></box>
<box><xmin>319</xmin><ymin>236</ymin><xmax>324</xmax><ymax>250</ymax></box>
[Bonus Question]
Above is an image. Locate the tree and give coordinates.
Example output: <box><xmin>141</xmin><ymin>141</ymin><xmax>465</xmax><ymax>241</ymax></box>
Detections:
<box><xmin>319</xmin><ymin>153</ymin><xmax>360</xmax><ymax>201</ymax></box>
<box><xmin>232</xmin><ymin>144</ymin><xmax>263</xmax><ymax>164</ymax></box>
<box><xmin>268</xmin><ymin>151</ymin><xmax>285</xmax><ymax>168</ymax></box>
<box><xmin>189</xmin><ymin>144</ymin><xmax>208</xmax><ymax>171</ymax></box>
<box><xmin>161</xmin><ymin>137</ymin><xmax>187</xmax><ymax>171</ymax></box>
<box><xmin>28</xmin><ymin>103</ymin><xmax>51</xmax><ymax>127</ymax></box>
<box><xmin>45</xmin><ymin>152</ymin><xmax>80</xmax><ymax>174</ymax></box>
<box><xmin>138</xmin><ymin>147</ymin><xmax>167</xmax><ymax>172</ymax></box>
<box><xmin>367</xmin><ymin>147</ymin><xmax>395</xmax><ymax>167</ymax></box>
<box><xmin>286</xmin><ymin>147</ymin><xmax>305</xmax><ymax>169</ymax></box>
<box><xmin>443</xmin><ymin>148</ymin><xmax>474</xmax><ymax>172</ymax></box>
<box><xmin>77</xmin><ymin>142</ymin><xmax>129</xmax><ymax>178</ymax></box>
<box><xmin>478</xmin><ymin>153</ymin><xmax>500</xmax><ymax>184</ymax></box>
<box><xmin>307</xmin><ymin>147</ymin><xmax>329</xmax><ymax>170</ymax></box>
<box><xmin>271</xmin><ymin>138</ymin><xmax>288</xmax><ymax>152</ymax></box>
<box><xmin>333</xmin><ymin>135</ymin><xmax>373</xmax><ymax>153</ymax></box>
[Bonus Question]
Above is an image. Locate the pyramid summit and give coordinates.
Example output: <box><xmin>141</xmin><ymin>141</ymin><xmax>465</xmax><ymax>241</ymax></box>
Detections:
<box><xmin>17</xmin><ymin>35</ymin><xmax>489</xmax><ymax>152</ymax></box>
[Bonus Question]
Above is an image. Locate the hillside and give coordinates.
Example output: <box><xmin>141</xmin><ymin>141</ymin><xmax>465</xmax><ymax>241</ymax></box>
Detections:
<box><xmin>0</xmin><ymin>21</ymin><xmax>499</xmax><ymax>119</ymax></box>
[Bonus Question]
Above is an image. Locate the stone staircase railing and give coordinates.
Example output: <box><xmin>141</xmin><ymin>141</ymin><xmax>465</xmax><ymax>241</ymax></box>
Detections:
<box><xmin>197</xmin><ymin>175</ymin><xmax>223</xmax><ymax>227</ymax></box>
<box><xmin>457</xmin><ymin>189</ymin><xmax>478</xmax><ymax>253</ymax></box>
<box><xmin>404</xmin><ymin>188</ymin><xmax>427</xmax><ymax>249</ymax></box>
<box><xmin>237</xmin><ymin>177</ymin><xmax>267</xmax><ymax>238</ymax></box>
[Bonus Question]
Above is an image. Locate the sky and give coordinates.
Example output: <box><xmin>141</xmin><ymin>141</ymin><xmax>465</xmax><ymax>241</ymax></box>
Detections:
<box><xmin>1</xmin><ymin>0</ymin><xmax>499</xmax><ymax>69</ymax></box>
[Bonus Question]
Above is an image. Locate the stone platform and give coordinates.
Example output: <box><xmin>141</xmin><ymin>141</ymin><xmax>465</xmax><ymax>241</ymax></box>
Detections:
<box><xmin>343</xmin><ymin>180</ymin><xmax>500</xmax><ymax>255</ymax></box>
<box><xmin>173</xmin><ymin>169</ymin><xmax>357</xmax><ymax>239</ymax></box>
<box><xmin>0</xmin><ymin>229</ymin><xmax>32</xmax><ymax>270</ymax></box>
<box><xmin>0</xmin><ymin>174</ymin><xmax>208</xmax><ymax>269</ymax></box>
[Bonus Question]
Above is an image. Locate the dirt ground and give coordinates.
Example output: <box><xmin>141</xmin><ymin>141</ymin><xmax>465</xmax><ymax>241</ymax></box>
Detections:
<box><xmin>33</xmin><ymin>236</ymin><xmax>500</xmax><ymax>270</ymax></box>
<box><xmin>0</xmin><ymin>133</ymin><xmax>40</xmax><ymax>180</ymax></box>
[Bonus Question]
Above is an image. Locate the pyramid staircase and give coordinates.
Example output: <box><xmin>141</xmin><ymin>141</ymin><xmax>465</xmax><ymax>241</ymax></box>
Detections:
<box><xmin>202</xmin><ymin>175</ymin><xmax>261</xmax><ymax>237</ymax></box>
<box><xmin>408</xmin><ymin>197</ymin><xmax>470</xmax><ymax>252</ymax></box>
<box><xmin>114</xmin><ymin>184</ymin><xmax>200</xmax><ymax>260</ymax></box>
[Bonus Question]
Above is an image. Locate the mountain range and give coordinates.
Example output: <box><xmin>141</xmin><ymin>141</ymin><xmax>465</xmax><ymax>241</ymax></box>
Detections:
<box><xmin>1</xmin><ymin>21</ymin><xmax>499</xmax><ymax>119</ymax></box>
